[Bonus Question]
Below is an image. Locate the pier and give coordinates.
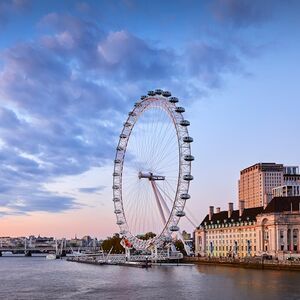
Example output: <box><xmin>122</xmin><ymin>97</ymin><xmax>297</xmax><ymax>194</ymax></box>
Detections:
<box><xmin>67</xmin><ymin>256</ymin><xmax>152</xmax><ymax>268</ymax></box>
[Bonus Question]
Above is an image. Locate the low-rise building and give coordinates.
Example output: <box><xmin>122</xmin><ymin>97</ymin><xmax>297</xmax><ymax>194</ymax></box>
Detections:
<box><xmin>195</xmin><ymin>197</ymin><xmax>300</xmax><ymax>259</ymax></box>
<box><xmin>68</xmin><ymin>237</ymin><xmax>83</xmax><ymax>247</ymax></box>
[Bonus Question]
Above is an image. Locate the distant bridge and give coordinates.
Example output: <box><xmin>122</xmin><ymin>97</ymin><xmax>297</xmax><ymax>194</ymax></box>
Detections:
<box><xmin>0</xmin><ymin>246</ymin><xmax>98</xmax><ymax>255</ymax></box>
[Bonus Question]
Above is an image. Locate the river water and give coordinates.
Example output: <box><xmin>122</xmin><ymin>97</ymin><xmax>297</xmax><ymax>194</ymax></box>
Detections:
<box><xmin>1</xmin><ymin>256</ymin><xmax>300</xmax><ymax>300</ymax></box>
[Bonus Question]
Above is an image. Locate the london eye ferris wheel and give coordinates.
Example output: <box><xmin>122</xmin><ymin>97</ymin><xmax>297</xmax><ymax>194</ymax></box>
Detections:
<box><xmin>112</xmin><ymin>89</ymin><xmax>194</xmax><ymax>251</ymax></box>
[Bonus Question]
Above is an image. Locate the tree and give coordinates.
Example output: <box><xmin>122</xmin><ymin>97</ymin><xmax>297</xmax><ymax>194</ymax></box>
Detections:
<box><xmin>138</xmin><ymin>232</ymin><xmax>156</xmax><ymax>240</ymax></box>
<box><xmin>101</xmin><ymin>233</ymin><xmax>124</xmax><ymax>253</ymax></box>
<box><xmin>174</xmin><ymin>240</ymin><xmax>187</xmax><ymax>256</ymax></box>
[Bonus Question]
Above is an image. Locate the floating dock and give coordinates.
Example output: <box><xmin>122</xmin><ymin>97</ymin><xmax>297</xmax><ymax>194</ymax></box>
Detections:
<box><xmin>67</xmin><ymin>257</ymin><xmax>151</xmax><ymax>268</ymax></box>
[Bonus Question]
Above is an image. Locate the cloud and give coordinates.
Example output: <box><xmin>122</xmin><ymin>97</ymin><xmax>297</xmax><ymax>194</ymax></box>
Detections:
<box><xmin>97</xmin><ymin>30</ymin><xmax>176</xmax><ymax>80</ymax></box>
<box><xmin>0</xmin><ymin>211</ymin><xmax>9</xmax><ymax>217</ymax></box>
<box><xmin>40</xmin><ymin>14</ymin><xmax>176</xmax><ymax>81</ymax></box>
<box><xmin>185</xmin><ymin>42</ymin><xmax>243</xmax><ymax>88</ymax></box>
<box><xmin>78</xmin><ymin>186</ymin><xmax>106</xmax><ymax>194</ymax></box>
<box><xmin>0</xmin><ymin>145</ymin><xmax>79</xmax><ymax>214</ymax></box>
<box><xmin>0</xmin><ymin>13</ymin><xmax>255</xmax><ymax>216</ymax></box>
<box><xmin>75</xmin><ymin>2</ymin><xmax>91</xmax><ymax>13</ymax></box>
<box><xmin>0</xmin><ymin>107</ymin><xmax>21</xmax><ymax>128</ymax></box>
<box><xmin>8</xmin><ymin>193</ymin><xmax>78</xmax><ymax>213</ymax></box>
<box><xmin>0</xmin><ymin>0</ymin><xmax>31</xmax><ymax>27</ymax></box>
<box><xmin>2</xmin><ymin>191</ymin><xmax>78</xmax><ymax>214</ymax></box>
<box><xmin>211</xmin><ymin>0</ymin><xmax>271</xmax><ymax>27</ymax></box>
<box><xmin>211</xmin><ymin>0</ymin><xmax>299</xmax><ymax>28</ymax></box>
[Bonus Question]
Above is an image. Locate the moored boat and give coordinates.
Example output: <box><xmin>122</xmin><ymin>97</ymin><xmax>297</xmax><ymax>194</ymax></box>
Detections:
<box><xmin>46</xmin><ymin>254</ymin><xmax>59</xmax><ymax>260</ymax></box>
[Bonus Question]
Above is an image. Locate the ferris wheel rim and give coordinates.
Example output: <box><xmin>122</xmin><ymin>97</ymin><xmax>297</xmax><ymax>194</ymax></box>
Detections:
<box><xmin>112</xmin><ymin>91</ymin><xmax>193</xmax><ymax>250</ymax></box>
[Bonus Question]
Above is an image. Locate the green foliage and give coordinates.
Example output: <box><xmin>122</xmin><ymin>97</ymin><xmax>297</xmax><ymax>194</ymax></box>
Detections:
<box><xmin>138</xmin><ymin>232</ymin><xmax>156</xmax><ymax>240</ymax></box>
<box><xmin>174</xmin><ymin>240</ymin><xmax>187</xmax><ymax>255</ymax></box>
<box><xmin>101</xmin><ymin>233</ymin><xmax>124</xmax><ymax>253</ymax></box>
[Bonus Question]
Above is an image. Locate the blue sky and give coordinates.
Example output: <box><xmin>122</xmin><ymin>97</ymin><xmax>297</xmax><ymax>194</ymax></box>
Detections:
<box><xmin>0</xmin><ymin>0</ymin><xmax>299</xmax><ymax>237</ymax></box>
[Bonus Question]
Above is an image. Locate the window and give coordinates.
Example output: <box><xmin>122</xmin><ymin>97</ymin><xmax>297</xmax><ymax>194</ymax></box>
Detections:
<box><xmin>280</xmin><ymin>230</ymin><xmax>284</xmax><ymax>239</ymax></box>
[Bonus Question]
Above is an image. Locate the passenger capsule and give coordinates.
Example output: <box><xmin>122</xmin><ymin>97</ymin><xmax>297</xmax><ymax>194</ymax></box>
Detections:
<box><xmin>113</xmin><ymin>197</ymin><xmax>120</xmax><ymax>202</ymax></box>
<box><xmin>114</xmin><ymin>159</ymin><xmax>121</xmax><ymax>164</ymax></box>
<box><xmin>114</xmin><ymin>209</ymin><xmax>122</xmax><ymax>214</ymax></box>
<box><xmin>134</xmin><ymin>102</ymin><xmax>140</xmax><ymax>107</ymax></box>
<box><xmin>112</xmin><ymin>185</ymin><xmax>119</xmax><ymax>189</ymax></box>
<box><xmin>184</xmin><ymin>155</ymin><xmax>194</xmax><ymax>161</ymax></box>
<box><xmin>180</xmin><ymin>120</ymin><xmax>190</xmax><ymax>126</ymax></box>
<box><xmin>162</xmin><ymin>91</ymin><xmax>171</xmax><ymax>97</ymax></box>
<box><xmin>113</xmin><ymin>172</ymin><xmax>119</xmax><ymax>176</ymax></box>
<box><xmin>169</xmin><ymin>97</ymin><xmax>179</xmax><ymax>103</ymax></box>
<box><xmin>155</xmin><ymin>89</ymin><xmax>163</xmax><ymax>95</ymax></box>
<box><xmin>128</xmin><ymin>111</ymin><xmax>136</xmax><ymax>116</ymax></box>
<box><xmin>183</xmin><ymin>136</ymin><xmax>193</xmax><ymax>143</ymax></box>
<box><xmin>141</xmin><ymin>95</ymin><xmax>147</xmax><ymax>100</ymax></box>
<box><xmin>124</xmin><ymin>122</ymin><xmax>132</xmax><ymax>127</ymax></box>
<box><xmin>176</xmin><ymin>211</ymin><xmax>186</xmax><ymax>217</ymax></box>
<box><xmin>120</xmin><ymin>133</ymin><xmax>127</xmax><ymax>139</ymax></box>
<box><xmin>170</xmin><ymin>225</ymin><xmax>179</xmax><ymax>232</ymax></box>
<box><xmin>183</xmin><ymin>174</ymin><xmax>193</xmax><ymax>181</ymax></box>
<box><xmin>180</xmin><ymin>193</ymin><xmax>190</xmax><ymax>200</ymax></box>
<box><xmin>117</xmin><ymin>220</ymin><xmax>124</xmax><ymax>225</ymax></box>
<box><xmin>175</xmin><ymin>107</ymin><xmax>185</xmax><ymax>113</ymax></box>
<box><xmin>148</xmin><ymin>90</ymin><xmax>155</xmax><ymax>96</ymax></box>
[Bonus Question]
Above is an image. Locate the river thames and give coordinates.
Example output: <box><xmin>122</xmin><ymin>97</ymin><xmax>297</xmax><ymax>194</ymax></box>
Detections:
<box><xmin>1</xmin><ymin>256</ymin><xmax>300</xmax><ymax>300</ymax></box>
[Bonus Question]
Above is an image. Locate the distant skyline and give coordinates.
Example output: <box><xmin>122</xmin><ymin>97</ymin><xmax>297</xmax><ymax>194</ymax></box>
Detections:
<box><xmin>0</xmin><ymin>0</ymin><xmax>300</xmax><ymax>238</ymax></box>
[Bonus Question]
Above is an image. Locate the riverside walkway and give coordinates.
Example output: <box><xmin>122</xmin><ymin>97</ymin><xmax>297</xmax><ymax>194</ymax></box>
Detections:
<box><xmin>184</xmin><ymin>256</ymin><xmax>300</xmax><ymax>271</ymax></box>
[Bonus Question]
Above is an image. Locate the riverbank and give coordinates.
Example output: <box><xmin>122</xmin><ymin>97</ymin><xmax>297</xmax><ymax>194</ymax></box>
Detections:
<box><xmin>183</xmin><ymin>256</ymin><xmax>300</xmax><ymax>271</ymax></box>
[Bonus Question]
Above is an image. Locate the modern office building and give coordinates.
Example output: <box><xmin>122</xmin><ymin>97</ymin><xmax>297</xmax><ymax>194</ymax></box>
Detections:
<box><xmin>195</xmin><ymin>197</ymin><xmax>300</xmax><ymax>259</ymax></box>
<box><xmin>238</xmin><ymin>163</ymin><xmax>300</xmax><ymax>208</ymax></box>
<box><xmin>283</xmin><ymin>166</ymin><xmax>300</xmax><ymax>185</ymax></box>
<box><xmin>272</xmin><ymin>184</ymin><xmax>300</xmax><ymax>197</ymax></box>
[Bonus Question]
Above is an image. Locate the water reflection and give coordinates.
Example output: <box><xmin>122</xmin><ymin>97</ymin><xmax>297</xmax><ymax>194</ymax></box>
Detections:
<box><xmin>195</xmin><ymin>265</ymin><xmax>300</xmax><ymax>300</ymax></box>
<box><xmin>1</xmin><ymin>257</ymin><xmax>300</xmax><ymax>300</ymax></box>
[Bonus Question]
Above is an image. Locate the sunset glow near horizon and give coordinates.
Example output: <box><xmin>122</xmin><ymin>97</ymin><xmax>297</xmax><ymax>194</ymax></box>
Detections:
<box><xmin>0</xmin><ymin>0</ymin><xmax>300</xmax><ymax>239</ymax></box>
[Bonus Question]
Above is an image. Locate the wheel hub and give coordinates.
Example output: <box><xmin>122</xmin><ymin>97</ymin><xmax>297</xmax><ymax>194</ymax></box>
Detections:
<box><xmin>138</xmin><ymin>171</ymin><xmax>165</xmax><ymax>181</ymax></box>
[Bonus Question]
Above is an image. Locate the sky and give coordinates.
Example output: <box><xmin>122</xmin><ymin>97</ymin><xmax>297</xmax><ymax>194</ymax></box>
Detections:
<box><xmin>0</xmin><ymin>0</ymin><xmax>300</xmax><ymax>239</ymax></box>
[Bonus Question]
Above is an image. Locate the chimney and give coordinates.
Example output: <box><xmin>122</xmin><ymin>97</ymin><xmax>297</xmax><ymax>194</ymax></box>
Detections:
<box><xmin>216</xmin><ymin>207</ymin><xmax>221</xmax><ymax>213</ymax></box>
<box><xmin>239</xmin><ymin>200</ymin><xmax>245</xmax><ymax>217</ymax></box>
<box><xmin>209</xmin><ymin>206</ymin><xmax>214</xmax><ymax>221</ymax></box>
<box><xmin>228</xmin><ymin>202</ymin><xmax>233</xmax><ymax>218</ymax></box>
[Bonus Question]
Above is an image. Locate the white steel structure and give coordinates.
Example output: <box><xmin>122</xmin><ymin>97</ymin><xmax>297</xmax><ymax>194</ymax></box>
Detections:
<box><xmin>113</xmin><ymin>89</ymin><xmax>193</xmax><ymax>252</ymax></box>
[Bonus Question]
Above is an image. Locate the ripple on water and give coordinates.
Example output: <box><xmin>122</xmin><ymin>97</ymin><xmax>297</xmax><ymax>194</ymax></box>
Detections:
<box><xmin>1</xmin><ymin>257</ymin><xmax>300</xmax><ymax>300</ymax></box>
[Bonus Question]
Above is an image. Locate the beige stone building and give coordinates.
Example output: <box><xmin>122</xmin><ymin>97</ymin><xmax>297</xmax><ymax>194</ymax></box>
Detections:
<box><xmin>195</xmin><ymin>197</ymin><xmax>300</xmax><ymax>259</ymax></box>
<box><xmin>238</xmin><ymin>163</ymin><xmax>299</xmax><ymax>208</ymax></box>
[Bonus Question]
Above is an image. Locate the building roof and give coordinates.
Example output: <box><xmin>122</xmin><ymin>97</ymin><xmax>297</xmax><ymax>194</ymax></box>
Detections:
<box><xmin>240</xmin><ymin>162</ymin><xmax>283</xmax><ymax>174</ymax></box>
<box><xmin>263</xmin><ymin>196</ymin><xmax>300</xmax><ymax>213</ymax></box>
<box><xmin>200</xmin><ymin>207</ymin><xmax>264</xmax><ymax>226</ymax></box>
<box><xmin>200</xmin><ymin>196</ymin><xmax>300</xmax><ymax>226</ymax></box>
